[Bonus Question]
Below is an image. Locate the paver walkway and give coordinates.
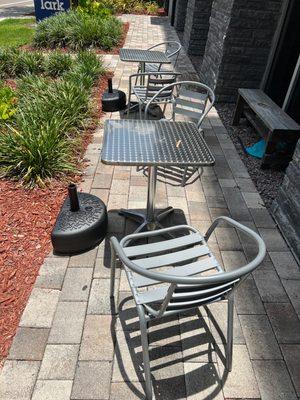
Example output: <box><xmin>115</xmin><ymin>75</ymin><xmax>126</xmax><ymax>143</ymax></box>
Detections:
<box><xmin>0</xmin><ymin>15</ymin><xmax>300</xmax><ymax>400</ymax></box>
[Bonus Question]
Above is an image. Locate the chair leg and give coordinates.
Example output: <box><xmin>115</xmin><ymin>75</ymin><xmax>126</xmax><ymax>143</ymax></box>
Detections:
<box><xmin>162</xmin><ymin>102</ymin><xmax>167</xmax><ymax>116</ymax></box>
<box><xmin>137</xmin><ymin>305</ymin><xmax>152</xmax><ymax>400</ymax></box>
<box><xmin>226</xmin><ymin>295</ymin><xmax>234</xmax><ymax>371</ymax></box>
<box><xmin>139</xmin><ymin>103</ymin><xmax>143</xmax><ymax>120</ymax></box>
<box><xmin>110</xmin><ymin>243</ymin><xmax>116</xmax><ymax>297</ymax></box>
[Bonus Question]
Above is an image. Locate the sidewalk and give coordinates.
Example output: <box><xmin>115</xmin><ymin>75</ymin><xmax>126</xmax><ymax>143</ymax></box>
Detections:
<box><xmin>0</xmin><ymin>15</ymin><xmax>299</xmax><ymax>400</ymax></box>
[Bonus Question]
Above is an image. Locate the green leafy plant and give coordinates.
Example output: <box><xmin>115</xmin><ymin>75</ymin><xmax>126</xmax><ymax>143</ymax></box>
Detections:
<box><xmin>0</xmin><ymin>48</ymin><xmax>44</xmax><ymax>78</ymax></box>
<box><xmin>0</xmin><ymin>48</ymin><xmax>20</xmax><ymax>78</ymax></box>
<box><xmin>0</xmin><ymin>124</ymin><xmax>75</xmax><ymax>187</ymax></box>
<box><xmin>0</xmin><ymin>52</ymin><xmax>106</xmax><ymax>186</ymax></box>
<box><xmin>15</xmin><ymin>51</ymin><xmax>44</xmax><ymax>75</ymax></box>
<box><xmin>0</xmin><ymin>84</ymin><xmax>17</xmax><ymax>122</ymax></box>
<box><xmin>44</xmin><ymin>52</ymin><xmax>72</xmax><ymax>77</ymax></box>
<box><xmin>99</xmin><ymin>0</ymin><xmax>159</xmax><ymax>14</ymax></box>
<box><xmin>33</xmin><ymin>10</ymin><xmax>123</xmax><ymax>50</ymax></box>
<box><xmin>77</xmin><ymin>0</ymin><xmax>113</xmax><ymax>17</ymax></box>
<box><xmin>145</xmin><ymin>2</ymin><xmax>159</xmax><ymax>14</ymax></box>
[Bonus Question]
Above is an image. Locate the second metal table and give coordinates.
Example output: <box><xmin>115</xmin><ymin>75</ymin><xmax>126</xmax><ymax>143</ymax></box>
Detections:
<box><xmin>119</xmin><ymin>48</ymin><xmax>171</xmax><ymax>84</ymax></box>
<box><xmin>101</xmin><ymin>119</ymin><xmax>215</xmax><ymax>233</ymax></box>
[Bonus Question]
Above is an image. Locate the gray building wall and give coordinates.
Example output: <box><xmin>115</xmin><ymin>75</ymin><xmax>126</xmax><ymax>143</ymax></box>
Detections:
<box><xmin>199</xmin><ymin>0</ymin><xmax>283</xmax><ymax>102</ymax></box>
<box><xmin>272</xmin><ymin>140</ymin><xmax>300</xmax><ymax>260</ymax></box>
<box><xmin>174</xmin><ymin>0</ymin><xmax>188</xmax><ymax>32</ymax></box>
<box><xmin>182</xmin><ymin>0</ymin><xmax>213</xmax><ymax>56</ymax></box>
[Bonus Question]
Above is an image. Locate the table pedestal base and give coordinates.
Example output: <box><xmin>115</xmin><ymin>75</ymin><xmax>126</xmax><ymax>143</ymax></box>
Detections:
<box><xmin>119</xmin><ymin>206</ymin><xmax>174</xmax><ymax>234</ymax></box>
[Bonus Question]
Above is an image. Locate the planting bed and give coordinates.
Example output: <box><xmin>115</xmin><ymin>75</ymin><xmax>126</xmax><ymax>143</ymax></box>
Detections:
<box><xmin>0</xmin><ymin>74</ymin><xmax>110</xmax><ymax>365</ymax></box>
<box><xmin>0</xmin><ymin>6</ymin><xmax>128</xmax><ymax>364</ymax></box>
<box><xmin>22</xmin><ymin>22</ymin><xmax>129</xmax><ymax>55</ymax></box>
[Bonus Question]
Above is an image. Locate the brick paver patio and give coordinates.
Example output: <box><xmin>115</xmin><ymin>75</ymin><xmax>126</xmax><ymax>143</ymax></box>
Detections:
<box><xmin>0</xmin><ymin>15</ymin><xmax>300</xmax><ymax>400</ymax></box>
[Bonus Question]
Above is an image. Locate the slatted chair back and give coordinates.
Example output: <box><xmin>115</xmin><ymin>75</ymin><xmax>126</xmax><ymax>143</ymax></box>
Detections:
<box><xmin>145</xmin><ymin>74</ymin><xmax>177</xmax><ymax>101</ymax></box>
<box><xmin>145</xmin><ymin>81</ymin><xmax>215</xmax><ymax>129</ymax></box>
<box><xmin>112</xmin><ymin>217</ymin><xmax>266</xmax><ymax>319</ymax></box>
<box><xmin>128</xmin><ymin>72</ymin><xmax>181</xmax><ymax>118</ymax></box>
<box><xmin>147</xmin><ymin>41</ymin><xmax>182</xmax><ymax>67</ymax></box>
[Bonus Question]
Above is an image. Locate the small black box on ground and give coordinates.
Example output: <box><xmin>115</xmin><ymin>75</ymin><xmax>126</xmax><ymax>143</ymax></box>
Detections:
<box><xmin>51</xmin><ymin>184</ymin><xmax>107</xmax><ymax>255</ymax></box>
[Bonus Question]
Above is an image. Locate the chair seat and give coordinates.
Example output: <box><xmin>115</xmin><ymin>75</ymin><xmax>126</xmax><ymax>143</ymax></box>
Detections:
<box><xmin>144</xmin><ymin>63</ymin><xmax>160</xmax><ymax>73</ymax></box>
<box><xmin>132</xmin><ymin>86</ymin><xmax>173</xmax><ymax>103</ymax></box>
<box><xmin>122</xmin><ymin>229</ymin><xmax>223</xmax><ymax>309</ymax></box>
<box><xmin>144</xmin><ymin>63</ymin><xmax>174</xmax><ymax>73</ymax></box>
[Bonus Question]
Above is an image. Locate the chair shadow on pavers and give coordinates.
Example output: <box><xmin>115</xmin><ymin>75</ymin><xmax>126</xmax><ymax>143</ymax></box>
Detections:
<box><xmin>108</xmin><ymin>208</ymin><xmax>188</xmax><ymax>237</ymax></box>
<box><xmin>114</xmin><ymin>295</ymin><xmax>227</xmax><ymax>399</ymax></box>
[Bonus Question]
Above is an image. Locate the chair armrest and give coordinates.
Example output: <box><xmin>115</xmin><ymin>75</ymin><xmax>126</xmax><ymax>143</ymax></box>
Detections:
<box><xmin>120</xmin><ymin>224</ymin><xmax>197</xmax><ymax>247</ymax></box>
<box><xmin>129</xmin><ymin>71</ymin><xmax>181</xmax><ymax>81</ymax></box>
<box><xmin>110</xmin><ymin>215</ymin><xmax>266</xmax><ymax>285</ymax></box>
<box><xmin>128</xmin><ymin>72</ymin><xmax>181</xmax><ymax>96</ymax></box>
<box><xmin>205</xmin><ymin>216</ymin><xmax>266</xmax><ymax>267</ymax></box>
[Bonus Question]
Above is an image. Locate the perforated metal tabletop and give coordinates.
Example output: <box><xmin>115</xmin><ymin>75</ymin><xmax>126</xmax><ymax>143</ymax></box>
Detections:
<box><xmin>119</xmin><ymin>48</ymin><xmax>171</xmax><ymax>64</ymax></box>
<box><xmin>101</xmin><ymin>120</ymin><xmax>215</xmax><ymax>166</ymax></box>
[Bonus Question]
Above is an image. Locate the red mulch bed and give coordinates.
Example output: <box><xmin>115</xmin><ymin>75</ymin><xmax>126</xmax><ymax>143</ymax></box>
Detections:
<box><xmin>0</xmin><ymin>73</ymin><xmax>111</xmax><ymax>366</ymax></box>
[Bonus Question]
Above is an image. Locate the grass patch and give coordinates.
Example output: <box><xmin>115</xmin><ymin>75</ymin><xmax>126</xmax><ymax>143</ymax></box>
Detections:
<box><xmin>0</xmin><ymin>18</ymin><xmax>35</xmax><ymax>48</ymax></box>
<box><xmin>0</xmin><ymin>51</ymin><xmax>106</xmax><ymax>187</ymax></box>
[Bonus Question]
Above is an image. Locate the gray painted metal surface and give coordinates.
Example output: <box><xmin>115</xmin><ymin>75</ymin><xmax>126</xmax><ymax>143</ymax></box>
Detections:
<box><xmin>110</xmin><ymin>217</ymin><xmax>266</xmax><ymax>399</ymax></box>
<box><xmin>120</xmin><ymin>48</ymin><xmax>171</xmax><ymax>63</ymax></box>
<box><xmin>101</xmin><ymin>119</ymin><xmax>215</xmax><ymax>166</ymax></box>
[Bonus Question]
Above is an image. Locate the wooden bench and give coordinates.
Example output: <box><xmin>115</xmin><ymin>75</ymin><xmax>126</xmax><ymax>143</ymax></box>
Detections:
<box><xmin>232</xmin><ymin>88</ymin><xmax>300</xmax><ymax>169</ymax></box>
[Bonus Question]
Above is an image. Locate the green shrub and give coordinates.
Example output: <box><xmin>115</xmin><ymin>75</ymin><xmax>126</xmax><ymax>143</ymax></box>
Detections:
<box><xmin>44</xmin><ymin>52</ymin><xmax>72</xmax><ymax>77</ymax></box>
<box><xmin>0</xmin><ymin>52</ymin><xmax>105</xmax><ymax>186</ymax></box>
<box><xmin>17</xmin><ymin>76</ymin><xmax>90</xmax><ymax>135</ymax></box>
<box><xmin>0</xmin><ymin>124</ymin><xmax>75</xmax><ymax>187</ymax></box>
<box><xmin>145</xmin><ymin>2</ymin><xmax>159</xmax><ymax>14</ymax></box>
<box><xmin>62</xmin><ymin>51</ymin><xmax>105</xmax><ymax>93</ymax></box>
<box><xmin>0</xmin><ymin>48</ymin><xmax>44</xmax><ymax>77</ymax></box>
<box><xmin>77</xmin><ymin>0</ymin><xmax>113</xmax><ymax>17</ymax></box>
<box><xmin>0</xmin><ymin>48</ymin><xmax>20</xmax><ymax>78</ymax></box>
<box><xmin>0</xmin><ymin>84</ymin><xmax>17</xmax><ymax>122</ymax></box>
<box><xmin>98</xmin><ymin>0</ymin><xmax>159</xmax><ymax>14</ymax></box>
<box><xmin>15</xmin><ymin>51</ymin><xmax>44</xmax><ymax>75</ymax></box>
<box><xmin>133</xmin><ymin>3</ymin><xmax>144</xmax><ymax>13</ymax></box>
<box><xmin>33</xmin><ymin>10</ymin><xmax>123</xmax><ymax>50</ymax></box>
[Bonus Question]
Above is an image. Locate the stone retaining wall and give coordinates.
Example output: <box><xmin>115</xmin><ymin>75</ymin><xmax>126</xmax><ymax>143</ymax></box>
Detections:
<box><xmin>182</xmin><ymin>0</ymin><xmax>213</xmax><ymax>56</ymax></box>
<box><xmin>272</xmin><ymin>140</ymin><xmax>300</xmax><ymax>260</ymax></box>
<box><xmin>199</xmin><ymin>0</ymin><xmax>283</xmax><ymax>101</ymax></box>
<box><xmin>174</xmin><ymin>0</ymin><xmax>188</xmax><ymax>31</ymax></box>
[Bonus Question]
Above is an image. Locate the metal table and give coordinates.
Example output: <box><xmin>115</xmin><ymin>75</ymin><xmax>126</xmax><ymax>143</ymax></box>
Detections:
<box><xmin>101</xmin><ymin>119</ymin><xmax>215</xmax><ymax>233</ymax></box>
<box><xmin>119</xmin><ymin>48</ymin><xmax>171</xmax><ymax>84</ymax></box>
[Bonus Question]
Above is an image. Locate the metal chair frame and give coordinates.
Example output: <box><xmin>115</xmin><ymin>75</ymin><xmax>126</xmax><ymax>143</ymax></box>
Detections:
<box><xmin>136</xmin><ymin>41</ymin><xmax>182</xmax><ymax>78</ymax></box>
<box><xmin>127</xmin><ymin>72</ymin><xmax>181</xmax><ymax>119</ymax></box>
<box><xmin>145</xmin><ymin>80</ymin><xmax>215</xmax><ymax>129</ymax></box>
<box><xmin>110</xmin><ymin>216</ymin><xmax>266</xmax><ymax>399</ymax></box>
<box><xmin>142</xmin><ymin>81</ymin><xmax>216</xmax><ymax>186</ymax></box>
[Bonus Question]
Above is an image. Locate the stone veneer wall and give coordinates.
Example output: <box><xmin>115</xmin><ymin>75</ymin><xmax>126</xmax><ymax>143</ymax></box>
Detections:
<box><xmin>199</xmin><ymin>0</ymin><xmax>283</xmax><ymax>101</ymax></box>
<box><xmin>272</xmin><ymin>140</ymin><xmax>300</xmax><ymax>260</ymax></box>
<box><xmin>167</xmin><ymin>0</ymin><xmax>175</xmax><ymax>24</ymax></box>
<box><xmin>174</xmin><ymin>0</ymin><xmax>188</xmax><ymax>32</ymax></box>
<box><xmin>182</xmin><ymin>0</ymin><xmax>213</xmax><ymax>56</ymax></box>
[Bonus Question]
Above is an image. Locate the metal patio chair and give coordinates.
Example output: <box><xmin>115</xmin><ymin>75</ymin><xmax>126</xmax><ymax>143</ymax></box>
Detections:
<box><xmin>127</xmin><ymin>72</ymin><xmax>181</xmax><ymax>118</ymax></box>
<box><xmin>110</xmin><ymin>216</ymin><xmax>266</xmax><ymax>400</ymax></box>
<box><xmin>142</xmin><ymin>81</ymin><xmax>216</xmax><ymax>186</ymax></box>
<box><xmin>136</xmin><ymin>41</ymin><xmax>182</xmax><ymax>78</ymax></box>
